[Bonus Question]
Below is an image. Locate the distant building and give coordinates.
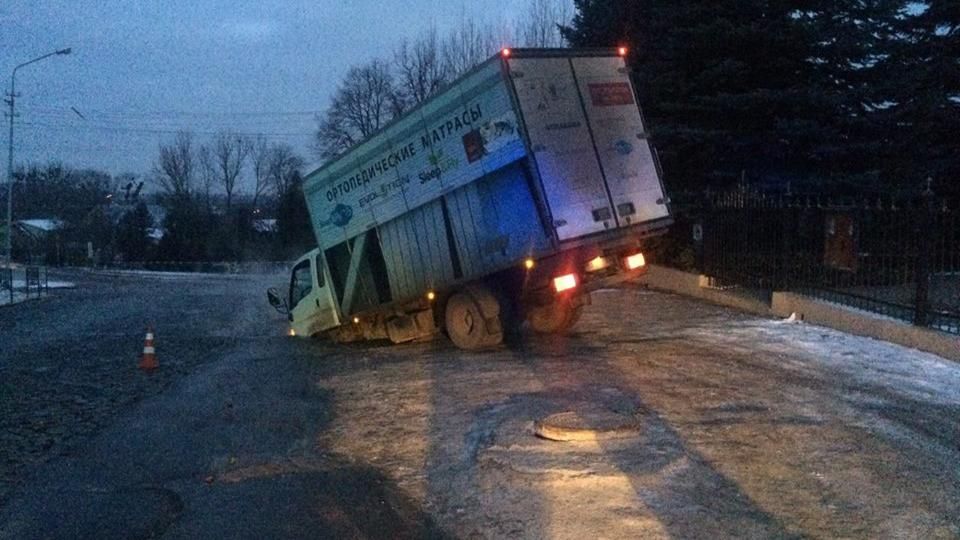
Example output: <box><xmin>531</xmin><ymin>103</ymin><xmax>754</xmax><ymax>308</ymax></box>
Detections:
<box><xmin>13</xmin><ymin>218</ymin><xmax>66</xmax><ymax>263</ymax></box>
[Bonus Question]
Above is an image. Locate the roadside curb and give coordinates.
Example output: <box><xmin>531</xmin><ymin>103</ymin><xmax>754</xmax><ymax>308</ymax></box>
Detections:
<box><xmin>634</xmin><ymin>264</ymin><xmax>960</xmax><ymax>362</ymax></box>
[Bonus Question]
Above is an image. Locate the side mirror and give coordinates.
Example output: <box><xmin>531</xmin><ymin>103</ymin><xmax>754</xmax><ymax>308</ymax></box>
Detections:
<box><xmin>267</xmin><ymin>287</ymin><xmax>289</xmax><ymax>315</ymax></box>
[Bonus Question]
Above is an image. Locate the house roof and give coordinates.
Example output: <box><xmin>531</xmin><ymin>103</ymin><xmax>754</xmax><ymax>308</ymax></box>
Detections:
<box><xmin>18</xmin><ymin>219</ymin><xmax>64</xmax><ymax>232</ymax></box>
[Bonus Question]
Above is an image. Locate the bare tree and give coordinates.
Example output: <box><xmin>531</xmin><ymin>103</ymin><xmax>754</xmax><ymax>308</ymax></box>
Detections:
<box><xmin>442</xmin><ymin>18</ymin><xmax>505</xmax><ymax>77</ymax></box>
<box><xmin>248</xmin><ymin>134</ymin><xmax>270</xmax><ymax>208</ymax></box>
<box><xmin>313</xmin><ymin>59</ymin><xmax>402</xmax><ymax>160</ymax></box>
<box><xmin>266</xmin><ymin>142</ymin><xmax>304</xmax><ymax>198</ymax></box>
<box><xmin>212</xmin><ymin>131</ymin><xmax>250</xmax><ymax>210</ymax></box>
<box><xmin>394</xmin><ymin>27</ymin><xmax>449</xmax><ymax>107</ymax></box>
<box><xmin>196</xmin><ymin>143</ymin><xmax>216</xmax><ymax>205</ymax></box>
<box><xmin>518</xmin><ymin>0</ymin><xmax>572</xmax><ymax>48</ymax></box>
<box><xmin>154</xmin><ymin>130</ymin><xmax>194</xmax><ymax>198</ymax></box>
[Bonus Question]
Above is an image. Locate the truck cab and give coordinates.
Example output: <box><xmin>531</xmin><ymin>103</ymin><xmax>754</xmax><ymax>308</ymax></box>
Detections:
<box><xmin>271</xmin><ymin>248</ymin><xmax>340</xmax><ymax>337</ymax></box>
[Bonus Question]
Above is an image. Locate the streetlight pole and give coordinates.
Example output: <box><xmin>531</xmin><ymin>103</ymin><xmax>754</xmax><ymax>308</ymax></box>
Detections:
<box><xmin>5</xmin><ymin>47</ymin><xmax>72</xmax><ymax>266</ymax></box>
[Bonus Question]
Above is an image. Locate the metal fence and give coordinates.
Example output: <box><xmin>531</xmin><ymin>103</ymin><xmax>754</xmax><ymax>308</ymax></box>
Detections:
<box><xmin>670</xmin><ymin>189</ymin><xmax>959</xmax><ymax>335</ymax></box>
<box><xmin>0</xmin><ymin>265</ymin><xmax>49</xmax><ymax>304</ymax></box>
<box><xmin>0</xmin><ymin>267</ymin><xmax>12</xmax><ymax>304</ymax></box>
<box><xmin>24</xmin><ymin>266</ymin><xmax>48</xmax><ymax>296</ymax></box>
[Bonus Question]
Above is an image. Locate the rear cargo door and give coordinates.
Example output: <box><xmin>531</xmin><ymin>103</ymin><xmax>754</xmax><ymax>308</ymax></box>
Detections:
<box><xmin>570</xmin><ymin>56</ymin><xmax>669</xmax><ymax>225</ymax></box>
<box><xmin>508</xmin><ymin>57</ymin><xmax>616</xmax><ymax>240</ymax></box>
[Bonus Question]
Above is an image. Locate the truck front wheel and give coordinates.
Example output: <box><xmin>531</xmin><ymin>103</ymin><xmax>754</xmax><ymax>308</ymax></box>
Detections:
<box><xmin>527</xmin><ymin>299</ymin><xmax>583</xmax><ymax>334</ymax></box>
<box><xmin>444</xmin><ymin>287</ymin><xmax>503</xmax><ymax>350</ymax></box>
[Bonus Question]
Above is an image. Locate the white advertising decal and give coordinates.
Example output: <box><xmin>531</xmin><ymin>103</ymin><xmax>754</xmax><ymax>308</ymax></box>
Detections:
<box><xmin>570</xmin><ymin>56</ymin><xmax>669</xmax><ymax>225</ymax></box>
<box><xmin>303</xmin><ymin>62</ymin><xmax>524</xmax><ymax>249</ymax></box>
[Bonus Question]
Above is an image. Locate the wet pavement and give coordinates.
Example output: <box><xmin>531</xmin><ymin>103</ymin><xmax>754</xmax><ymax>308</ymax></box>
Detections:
<box><xmin>1</xmin><ymin>272</ymin><xmax>958</xmax><ymax>538</ymax></box>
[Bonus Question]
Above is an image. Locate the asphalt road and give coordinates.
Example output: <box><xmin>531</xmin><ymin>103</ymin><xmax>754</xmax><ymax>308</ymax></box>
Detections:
<box><xmin>1</xmin><ymin>271</ymin><xmax>958</xmax><ymax>539</ymax></box>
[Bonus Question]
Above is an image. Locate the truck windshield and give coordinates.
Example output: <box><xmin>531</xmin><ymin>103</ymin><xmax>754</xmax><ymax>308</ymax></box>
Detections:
<box><xmin>290</xmin><ymin>260</ymin><xmax>313</xmax><ymax>308</ymax></box>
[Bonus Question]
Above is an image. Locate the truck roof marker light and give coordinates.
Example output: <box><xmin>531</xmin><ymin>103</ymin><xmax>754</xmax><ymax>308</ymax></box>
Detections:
<box><xmin>553</xmin><ymin>273</ymin><xmax>578</xmax><ymax>293</ymax></box>
<box><xmin>625</xmin><ymin>252</ymin><xmax>646</xmax><ymax>270</ymax></box>
<box><xmin>524</xmin><ymin>258</ymin><xmax>535</xmax><ymax>270</ymax></box>
<box><xmin>501</xmin><ymin>48</ymin><xmax>511</xmax><ymax>58</ymax></box>
<box><xmin>427</xmin><ymin>291</ymin><xmax>436</xmax><ymax>301</ymax></box>
<box><xmin>618</xmin><ymin>46</ymin><xmax>628</xmax><ymax>57</ymax></box>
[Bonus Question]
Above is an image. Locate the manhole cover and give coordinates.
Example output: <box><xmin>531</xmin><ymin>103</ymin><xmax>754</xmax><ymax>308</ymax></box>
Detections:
<box><xmin>534</xmin><ymin>409</ymin><xmax>643</xmax><ymax>442</ymax></box>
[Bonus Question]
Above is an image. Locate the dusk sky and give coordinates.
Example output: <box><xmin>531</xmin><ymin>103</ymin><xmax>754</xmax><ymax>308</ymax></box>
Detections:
<box><xmin>1</xmin><ymin>1</ymin><xmax>560</xmax><ymax>192</ymax></box>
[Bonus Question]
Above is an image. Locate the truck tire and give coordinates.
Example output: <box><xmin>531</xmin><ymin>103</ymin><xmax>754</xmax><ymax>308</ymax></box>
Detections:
<box><xmin>527</xmin><ymin>300</ymin><xmax>583</xmax><ymax>334</ymax></box>
<box><xmin>445</xmin><ymin>287</ymin><xmax>503</xmax><ymax>350</ymax></box>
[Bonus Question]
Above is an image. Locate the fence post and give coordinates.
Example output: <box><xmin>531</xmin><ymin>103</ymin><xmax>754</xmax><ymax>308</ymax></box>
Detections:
<box><xmin>913</xmin><ymin>179</ymin><xmax>934</xmax><ymax>326</ymax></box>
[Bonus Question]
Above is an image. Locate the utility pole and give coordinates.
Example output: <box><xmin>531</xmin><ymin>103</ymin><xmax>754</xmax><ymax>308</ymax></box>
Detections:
<box><xmin>5</xmin><ymin>47</ymin><xmax>72</xmax><ymax>266</ymax></box>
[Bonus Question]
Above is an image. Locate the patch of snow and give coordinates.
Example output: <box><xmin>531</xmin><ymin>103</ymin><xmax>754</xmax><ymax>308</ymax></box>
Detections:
<box><xmin>91</xmin><ymin>268</ymin><xmax>253</xmax><ymax>280</ymax></box>
<box><xmin>10</xmin><ymin>279</ymin><xmax>75</xmax><ymax>289</ymax></box>
<box><xmin>681</xmin><ymin>319</ymin><xmax>960</xmax><ymax>406</ymax></box>
<box><xmin>780</xmin><ymin>312</ymin><xmax>800</xmax><ymax>323</ymax></box>
<box><xmin>17</xmin><ymin>219</ymin><xmax>64</xmax><ymax>232</ymax></box>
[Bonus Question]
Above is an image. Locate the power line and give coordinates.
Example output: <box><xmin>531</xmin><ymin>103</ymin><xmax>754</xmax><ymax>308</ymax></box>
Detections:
<box><xmin>18</xmin><ymin>105</ymin><xmax>323</xmax><ymax>117</ymax></box>
<box><xmin>18</xmin><ymin>121</ymin><xmax>312</xmax><ymax>138</ymax></box>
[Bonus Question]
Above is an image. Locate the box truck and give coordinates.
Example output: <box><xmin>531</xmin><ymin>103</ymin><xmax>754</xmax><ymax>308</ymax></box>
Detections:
<box><xmin>268</xmin><ymin>48</ymin><xmax>672</xmax><ymax>349</ymax></box>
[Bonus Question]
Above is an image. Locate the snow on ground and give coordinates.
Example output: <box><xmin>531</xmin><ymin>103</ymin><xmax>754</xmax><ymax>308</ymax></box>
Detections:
<box><xmin>89</xmin><ymin>268</ymin><xmax>269</xmax><ymax>280</ymax></box>
<box><xmin>10</xmin><ymin>279</ymin><xmax>75</xmax><ymax>289</ymax></box>
<box><xmin>681</xmin><ymin>312</ymin><xmax>960</xmax><ymax>405</ymax></box>
<box><xmin>595</xmin><ymin>288</ymin><xmax>960</xmax><ymax>405</ymax></box>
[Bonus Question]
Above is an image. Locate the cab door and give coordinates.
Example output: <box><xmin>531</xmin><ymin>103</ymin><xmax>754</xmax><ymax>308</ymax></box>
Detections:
<box><xmin>289</xmin><ymin>249</ymin><xmax>340</xmax><ymax>337</ymax></box>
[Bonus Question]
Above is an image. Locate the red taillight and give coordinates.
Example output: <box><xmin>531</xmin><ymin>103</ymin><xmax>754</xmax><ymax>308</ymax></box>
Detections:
<box><xmin>501</xmin><ymin>48</ymin><xmax>511</xmax><ymax>58</ymax></box>
<box><xmin>625</xmin><ymin>253</ymin><xmax>646</xmax><ymax>270</ymax></box>
<box><xmin>553</xmin><ymin>273</ymin><xmax>578</xmax><ymax>293</ymax></box>
<box><xmin>618</xmin><ymin>46</ymin><xmax>628</xmax><ymax>57</ymax></box>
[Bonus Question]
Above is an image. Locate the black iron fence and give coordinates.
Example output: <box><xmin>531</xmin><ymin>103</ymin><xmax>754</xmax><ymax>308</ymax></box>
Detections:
<box><xmin>666</xmin><ymin>189</ymin><xmax>959</xmax><ymax>335</ymax></box>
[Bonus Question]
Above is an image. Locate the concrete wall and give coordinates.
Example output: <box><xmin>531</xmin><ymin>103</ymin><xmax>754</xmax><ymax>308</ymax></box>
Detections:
<box><xmin>635</xmin><ymin>264</ymin><xmax>960</xmax><ymax>362</ymax></box>
<box><xmin>635</xmin><ymin>265</ymin><xmax>770</xmax><ymax>315</ymax></box>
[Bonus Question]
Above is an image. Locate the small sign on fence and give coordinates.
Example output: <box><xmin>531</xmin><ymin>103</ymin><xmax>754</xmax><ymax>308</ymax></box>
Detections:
<box><xmin>823</xmin><ymin>214</ymin><xmax>858</xmax><ymax>271</ymax></box>
<box><xmin>692</xmin><ymin>223</ymin><xmax>703</xmax><ymax>242</ymax></box>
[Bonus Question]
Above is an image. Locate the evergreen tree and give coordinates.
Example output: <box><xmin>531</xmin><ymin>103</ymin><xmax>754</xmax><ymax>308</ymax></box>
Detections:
<box><xmin>880</xmin><ymin>1</ymin><xmax>959</xmax><ymax>195</ymax></box>
<box><xmin>157</xmin><ymin>196</ymin><xmax>210</xmax><ymax>262</ymax></box>
<box><xmin>277</xmin><ymin>172</ymin><xmax>314</xmax><ymax>257</ymax></box>
<box><xmin>792</xmin><ymin>0</ymin><xmax>903</xmax><ymax>189</ymax></box>
<box><xmin>116</xmin><ymin>202</ymin><xmax>152</xmax><ymax>262</ymax></box>
<box><xmin>562</xmin><ymin>0</ymin><xmax>902</xmax><ymax>193</ymax></box>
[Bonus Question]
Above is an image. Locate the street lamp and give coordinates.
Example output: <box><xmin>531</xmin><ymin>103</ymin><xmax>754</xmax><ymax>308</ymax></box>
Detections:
<box><xmin>5</xmin><ymin>47</ymin><xmax>72</xmax><ymax>266</ymax></box>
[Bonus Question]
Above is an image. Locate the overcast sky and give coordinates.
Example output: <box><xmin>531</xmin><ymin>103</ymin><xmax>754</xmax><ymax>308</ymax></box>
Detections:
<box><xmin>1</xmin><ymin>0</ymin><xmax>556</xmax><ymax>192</ymax></box>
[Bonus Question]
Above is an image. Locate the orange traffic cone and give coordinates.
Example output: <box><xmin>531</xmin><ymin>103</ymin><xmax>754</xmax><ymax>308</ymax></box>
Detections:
<box><xmin>139</xmin><ymin>327</ymin><xmax>158</xmax><ymax>371</ymax></box>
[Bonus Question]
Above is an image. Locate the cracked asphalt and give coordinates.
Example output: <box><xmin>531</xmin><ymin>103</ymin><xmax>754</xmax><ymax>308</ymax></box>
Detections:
<box><xmin>1</xmin><ymin>271</ymin><xmax>958</xmax><ymax>539</ymax></box>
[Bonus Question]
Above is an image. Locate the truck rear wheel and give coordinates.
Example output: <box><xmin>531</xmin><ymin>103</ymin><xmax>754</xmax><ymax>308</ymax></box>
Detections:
<box><xmin>444</xmin><ymin>287</ymin><xmax>503</xmax><ymax>350</ymax></box>
<box><xmin>527</xmin><ymin>299</ymin><xmax>583</xmax><ymax>334</ymax></box>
